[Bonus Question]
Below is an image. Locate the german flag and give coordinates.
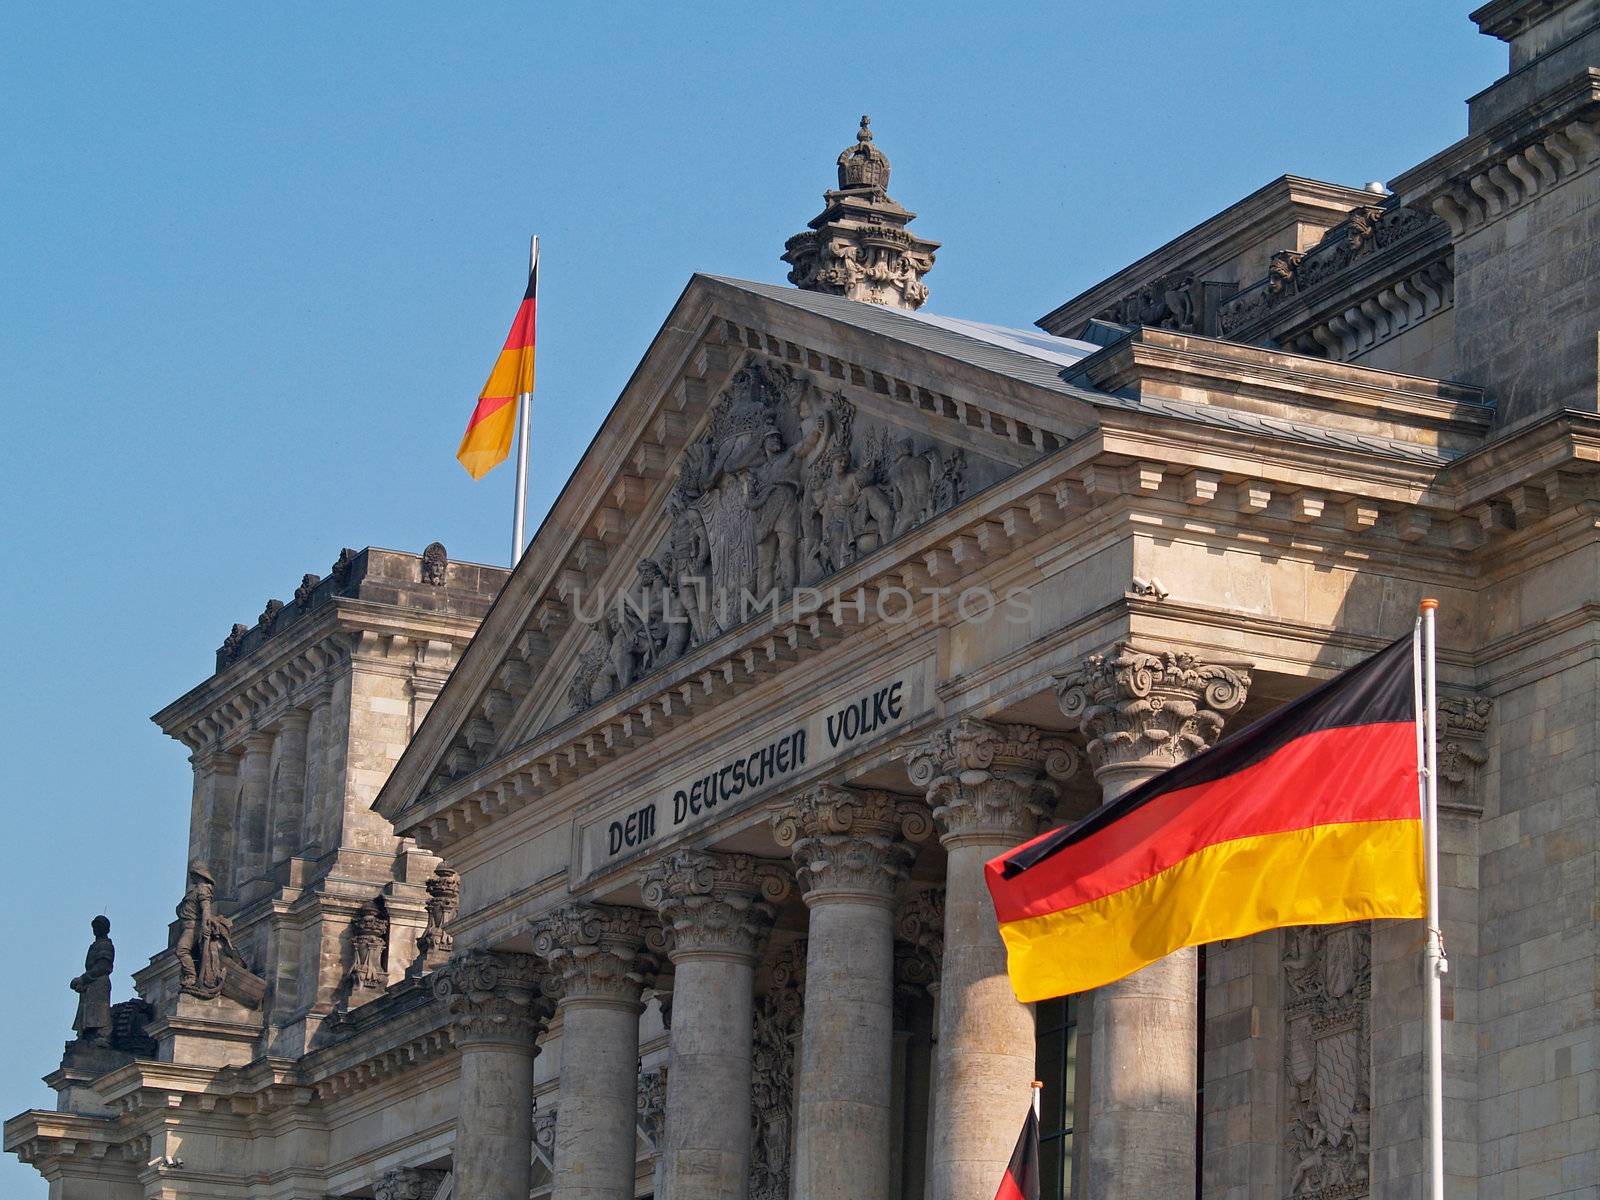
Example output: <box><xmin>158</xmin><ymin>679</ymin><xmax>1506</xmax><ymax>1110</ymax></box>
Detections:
<box><xmin>457</xmin><ymin>255</ymin><xmax>537</xmax><ymax>479</ymax></box>
<box><xmin>988</xmin><ymin>634</ymin><xmax>1425</xmax><ymax>1002</ymax></box>
<box><xmin>992</xmin><ymin>1104</ymin><xmax>1040</xmax><ymax>1200</ymax></box>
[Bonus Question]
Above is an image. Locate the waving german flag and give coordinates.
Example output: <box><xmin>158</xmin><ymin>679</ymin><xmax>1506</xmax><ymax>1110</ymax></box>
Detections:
<box><xmin>988</xmin><ymin>634</ymin><xmax>1425</xmax><ymax>1002</ymax></box>
<box><xmin>457</xmin><ymin>252</ymin><xmax>537</xmax><ymax>479</ymax></box>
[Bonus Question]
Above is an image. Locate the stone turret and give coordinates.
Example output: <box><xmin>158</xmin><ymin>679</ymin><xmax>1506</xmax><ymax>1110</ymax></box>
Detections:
<box><xmin>783</xmin><ymin>116</ymin><xmax>939</xmax><ymax>310</ymax></box>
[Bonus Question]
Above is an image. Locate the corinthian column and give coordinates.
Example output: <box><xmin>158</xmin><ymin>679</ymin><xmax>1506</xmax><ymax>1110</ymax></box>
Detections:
<box><xmin>434</xmin><ymin>950</ymin><xmax>553</xmax><ymax>1200</ymax></box>
<box><xmin>771</xmin><ymin>785</ymin><xmax>932</xmax><ymax>1200</ymax></box>
<box><xmin>1056</xmin><ymin>643</ymin><xmax>1249</xmax><ymax>1200</ymax></box>
<box><xmin>905</xmin><ymin>719</ymin><xmax>1079</xmax><ymax>1200</ymax></box>
<box><xmin>642</xmin><ymin>849</ymin><xmax>789</xmax><ymax>1200</ymax></box>
<box><xmin>531</xmin><ymin>903</ymin><xmax>660</xmax><ymax>1200</ymax></box>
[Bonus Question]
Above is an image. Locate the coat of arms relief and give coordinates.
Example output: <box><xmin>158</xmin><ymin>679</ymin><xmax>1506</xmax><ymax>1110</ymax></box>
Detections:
<box><xmin>565</xmin><ymin>359</ymin><xmax>973</xmax><ymax>715</ymax></box>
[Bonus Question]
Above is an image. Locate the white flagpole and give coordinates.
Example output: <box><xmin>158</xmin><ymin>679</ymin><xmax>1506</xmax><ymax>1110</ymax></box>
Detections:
<box><xmin>511</xmin><ymin>234</ymin><xmax>538</xmax><ymax>566</ymax></box>
<box><xmin>1418</xmin><ymin>597</ymin><xmax>1446</xmax><ymax>1200</ymax></box>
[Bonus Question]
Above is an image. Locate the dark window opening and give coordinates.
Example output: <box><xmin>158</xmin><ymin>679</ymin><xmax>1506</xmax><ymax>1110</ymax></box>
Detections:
<box><xmin>1035</xmin><ymin>994</ymin><xmax>1080</xmax><ymax>1200</ymax></box>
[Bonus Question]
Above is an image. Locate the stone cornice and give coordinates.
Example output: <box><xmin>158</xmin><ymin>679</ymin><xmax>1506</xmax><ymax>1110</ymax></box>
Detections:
<box><xmin>1037</xmin><ymin>175</ymin><xmax>1379</xmax><ymax>336</ymax></box>
<box><xmin>1393</xmin><ymin>70</ymin><xmax>1600</xmax><ymax>235</ymax></box>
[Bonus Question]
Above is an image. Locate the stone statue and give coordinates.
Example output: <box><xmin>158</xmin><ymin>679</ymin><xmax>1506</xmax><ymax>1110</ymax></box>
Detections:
<box><xmin>416</xmin><ymin>865</ymin><xmax>461</xmax><ymax>968</ymax></box>
<box><xmin>176</xmin><ymin>861</ymin><xmax>243</xmax><ymax>1000</ymax></box>
<box><xmin>747</xmin><ymin>430</ymin><xmax>806</xmax><ymax>595</ymax></box>
<box><xmin>816</xmin><ymin>449</ymin><xmax>894</xmax><ymax>571</ymax></box>
<box><xmin>637</xmin><ymin>558</ymin><xmax>691</xmax><ymax>670</ymax></box>
<box><xmin>70</xmin><ymin>916</ymin><xmax>114</xmax><ymax>1044</ymax></box>
<box><xmin>666</xmin><ymin>493</ymin><xmax>716</xmax><ymax>645</ymax></box>
<box><xmin>888</xmin><ymin>439</ymin><xmax>934</xmax><ymax>537</ymax></box>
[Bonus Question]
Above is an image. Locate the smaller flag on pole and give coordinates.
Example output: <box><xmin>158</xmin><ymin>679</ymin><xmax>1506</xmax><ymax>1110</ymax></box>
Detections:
<box><xmin>992</xmin><ymin>1096</ymin><xmax>1041</xmax><ymax>1200</ymax></box>
<box><xmin>457</xmin><ymin>255</ymin><xmax>538</xmax><ymax>480</ymax></box>
<box><xmin>988</xmin><ymin>633</ymin><xmax>1427</xmax><ymax>1002</ymax></box>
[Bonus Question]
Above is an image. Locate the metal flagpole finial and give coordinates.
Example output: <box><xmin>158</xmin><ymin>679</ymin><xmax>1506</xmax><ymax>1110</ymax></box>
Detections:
<box><xmin>1419</xmin><ymin>597</ymin><xmax>1439</xmax><ymax>612</ymax></box>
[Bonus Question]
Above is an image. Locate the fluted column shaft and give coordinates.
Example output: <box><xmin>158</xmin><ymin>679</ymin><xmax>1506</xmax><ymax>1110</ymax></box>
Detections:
<box><xmin>907</xmin><ymin>720</ymin><xmax>1079</xmax><ymax>1200</ymax></box>
<box><xmin>435</xmin><ymin>951</ymin><xmax>552</xmax><ymax>1200</ymax></box>
<box><xmin>643</xmin><ymin>849</ymin><xmax>788</xmax><ymax>1200</ymax></box>
<box><xmin>234</xmin><ymin>731</ymin><xmax>274</xmax><ymax>888</ymax></box>
<box><xmin>532</xmin><ymin>904</ymin><xmax>660</xmax><ymax>1200</ymax></box>
<box><xmin>1057</xmin><ymin>643</ymin><xmax>1249</xmax><ymax>1200</ymax></box>
<box><xmin>773</xmin><ymin>786</ymin><xmax>931</xmax><ymax>1200</ymax></box>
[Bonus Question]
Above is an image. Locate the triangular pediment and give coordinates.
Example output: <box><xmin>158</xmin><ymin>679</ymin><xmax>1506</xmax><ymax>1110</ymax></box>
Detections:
<box><xmin>374</xmin><ymin>275</ymin><xmax>1103</xmax><ymax>826</ymax></box>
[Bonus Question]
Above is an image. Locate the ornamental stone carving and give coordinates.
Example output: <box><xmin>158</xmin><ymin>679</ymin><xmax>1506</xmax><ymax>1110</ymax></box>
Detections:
<box><xmin>1283</xmin><ymin>924</ymin><xmax>1371</xmax><ymax>1199</ymax></box>
<box><xmin>638</xmin><ymin>1066</ymin><xmax>668</xmax><ymax>1150</ymax></box>
<box><xmin>293</xmin><ymin>572</ymin><xmax>320</xmax><ymax>609</ymax></box>
<box><xmin>1094</xmin><ymin>270</ymin><xmax>1204</xmax><ymax>333</ymax></box>
<box><xmin>529</xmin><ymin>902</ymin><xmax>661</xmax><ymax>1005</ymax></box>
<box><xmin>903</xmin><ymin>718</ymin><xmax>1080</xmax><ymax>844</ymax></box>
<box><xmin>532</xmin><ymin>1102</ymin><xmax>558</xmax><ymax>1169</ymax></box>
<box><xmin>564</xmin><ymin>359</ymin><xmax>973</xmax><ymax>715</ymax></box>
<box><xmin>330</xmin><ymin>547</ymin><xmax>358</xmax><ymax>590</ymax></box>
<box><xmin>221</xmin><ymin>622</ymin><xmax>249</xmax><ymax>664</ymax></box>
<box><xmin>420</xmin><ymin>541</ymin><xmax>448</xmax><ymax>586</ymax></box>
<box><xmin>782</xmin><ymin>116</ymin><xmax>939</xmax><ymax>311</ymax></box>
<box><xmin>347</xmin><ymin>900</ymin><xmax>389</xmax><ymax>995</ymax></box>
<box><xmin>433</xmin><ymin>950</ymin><xmax>552</xmax><ymax>1046</ymax></box>
<box><xmin>413</xmin><ymin>866</ymin><xmax>460</xmax><ymax>971</ymax></box>
<box><xmin>751</xmin><ymin>937</ymin><xmax>806</xmax><ymax>1200</ymax></box>
<box><xmin>640</xmin><ymin>848</ymin><xmax>790</xmax><ymax>961</ymax></box>
<box><xmin>373</xmin><ymin>1166</ymin><xmax>449</xmax><ymax>1200</ymax></box>
<box><xmin>1056</xmin><ymin>643</ymin><xmax>1250</xmax><ymax>792</ymax></box>
<box><xmin>894</xmin><ymin>884</ymin><xmax>945</xmax><ymax>1001</ymax></box>
<box><xmin>771</xmin><ymin>784</ymin><xmax>932</xmax><ymax>902</ymax></box>
<box><xmin>1439</xmin><ymin>694</ymin><xmax>1492</xmax><ymax>815</ymax></box>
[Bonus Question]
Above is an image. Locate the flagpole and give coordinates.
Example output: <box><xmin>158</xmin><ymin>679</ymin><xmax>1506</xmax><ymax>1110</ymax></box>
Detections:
<box><xmin>511</xmin><ymin>234</ymin><xmax>538</xmax><ymax>566</ymax></box>
<box><xmin>1418</xmin><ymin>598</ymin><xmax>1446</xmax><ymax>1200</ymax></box>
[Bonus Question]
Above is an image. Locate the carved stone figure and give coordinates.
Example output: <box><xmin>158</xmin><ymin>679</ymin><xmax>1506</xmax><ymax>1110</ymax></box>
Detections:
<box><xmin>666</xmin><ymin>493</ymin><xmax>716</xmax><ymax>644</ymax></box>
<box><xmin>747</xmin><ymin>430</ymin><xmax>805</xmax><ymax>595</ymax></box>
<box><xmin>637</xmin><ymin>558</ymin><xmax>691</xmax><ymax>671</ymax></box>
<box><xmin>1283</xmin><ymin>923</ymin><xmax>1371</xmax><ymax>1198</ymax></box>
<box><xmin>816</xmin><ymin>449</ymin><xmax>894</xmax><ymax>571</ymax></box>
<box><xmin>293</xmin><ymin>572</ymin><xmax>320</xmax><ymax>609</ymax></box>
<box><xmin>888</xmin><ymin>439</ymin><xmax>934</xmax><ymax>536</ymax></box>
<box><xmin>348</xmin><ymin>900</ymin><xmax>389</xmax><ymax>993</ymax></box>
<box><xmin>259</xmin><ymin>598</ymin><xmax>284</xmax><ymax>628</ymax></box>
<box><xmin>70</xmin><ymin>916</ymin><xmax>114</xmax><ymax>1044</ymax></box>
<box><xmin>421</xmin><ymin>541</ymin><xmax>448</xmax><ymax>586</ymax></box>
<box><xmin>175</xmin><ymin>861</ymin><xmax>249</xmax><ymax>1001</ymax></box>
<box><xmin>221</xmin><ymin>622</ymin><xmax>249</xmax><ymax>663</ymax></box>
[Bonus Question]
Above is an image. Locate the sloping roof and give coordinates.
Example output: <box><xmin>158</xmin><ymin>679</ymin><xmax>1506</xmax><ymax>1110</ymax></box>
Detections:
<box><xmin>705</xmin><ymin>276</ymin><xmax>1461</xmax><ymax>465</ymax></box>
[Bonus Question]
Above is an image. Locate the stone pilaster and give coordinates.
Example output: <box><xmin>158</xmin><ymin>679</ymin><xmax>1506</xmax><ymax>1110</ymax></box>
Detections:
<box><xmin>642</xmin><ymin>849</ymin><xmax>789</xmax><ymax>1200</ymax></box>
<box><xmin>904</xmin><ymin>718</ymin><xmax>1079</xmax><ymax>1200</ymax></box>
<box><xmin>269</xmin><ymin>710</ymin><xmax>310</xmax><ymax>868</ymax></box>
<box><xmin>1055</xmin><ymin>643</ymin><xmax>1250</xmax><ymax>1200</ymax></box>
<box><xmin>435</xmin><ymin>950</ymin><xmax>552</xmax><ymax>1200</ymax></box>
<box><xmin>194</xmin><ymin>751</ymin><xmax>239</xmax><ymax>897</ymax></box>
<box><xmin>234</xmin><ymin>730</ymin><xmax>274</xmax><ymax>891</ymax></box>
<box><xmin>771</xmin><ymin>785</ymin><xmax>931</xmax><ymax>1200</ymax></box>
<box><xmin>530</xmin><ymin>903</ymin><xmax>660</xmax><ymax>1200</ymax></box>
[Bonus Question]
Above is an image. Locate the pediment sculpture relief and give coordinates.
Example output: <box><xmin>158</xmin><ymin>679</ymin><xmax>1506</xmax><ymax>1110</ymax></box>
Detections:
<box><xmin>567</xmin><ymin>359</ymin><xmax>970</xmax><ymax>714</ymax></box>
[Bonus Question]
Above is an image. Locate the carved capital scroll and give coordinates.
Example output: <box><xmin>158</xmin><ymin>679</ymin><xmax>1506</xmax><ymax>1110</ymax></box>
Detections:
<box><xmin>903</xmin><ymin>717</ymin><xmax>1079</xmax><ymax>844</ymax></box>
<box><xmin>433</xmin><ymin>950</ymin><xmax>552</xmax><ymax>1048</ymax></box>
<box><xmin>641</xmin><ymin>849</ymin><xmax>790</xmax><ymax>963</ymax></box>
<box><xmin>771</xmin><ymin>784</ymin><xmax>932</xmax><ymax>902</ymax></box>
<box><xmin>529</xmin><ymin>902</ymin><xmax>662</xmax><ymax>1007</ymax></box>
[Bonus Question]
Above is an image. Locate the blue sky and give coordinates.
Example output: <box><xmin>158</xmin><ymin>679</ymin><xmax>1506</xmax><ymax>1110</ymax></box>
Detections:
<box><xmin>0</xmin><ymin>3</ymin><xmax>1500</xmax><ymax>1192</ymax></box>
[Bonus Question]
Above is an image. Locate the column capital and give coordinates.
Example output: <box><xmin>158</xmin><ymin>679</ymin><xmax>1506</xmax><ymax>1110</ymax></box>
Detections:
<box><xmin>895</xmin><ymin>883</ymin><xmax>945</xmax><ymax>1001</ymax></box>
<box><xmin>277</xmin><ymin>708</ymin><xmax>311</xmax><ymax>734</ymax></box>
<box><xmin>433</xmin><ymin>949</ymin><xmax>553</xmax><ymax>1048</ymax></box>
<box><xmin>772</xmin><ymin>785</ymin><xmax>932</xmax><ymax>904</ymax></box>
<box><xmin>241</xmin><ymin>730</ymin><xmax>275</xmax><ymax>755</ymax></box>
<box><xmin>641</xmin><ymin>848</ymin><xmax>789</xmax><ymax>963</ymax></box>
<box><xmin>373</xmin><ymin>1167</ymin><xmax>449</xmax><ymax>1200</ymax></box>
<box><xmin>904</xmin><ymin>718</ymin><xmax>1080</xmax><ymax>845</ymax></box>
<box><xmin>1055</xmin><ymin>642</ymin><xmax>1250</xmax><ymax>792</ymax></box>
<box><xmin>529</xmin><ymin>902</ymin><xmax>662</xmax><ymax>1007</ymax></box>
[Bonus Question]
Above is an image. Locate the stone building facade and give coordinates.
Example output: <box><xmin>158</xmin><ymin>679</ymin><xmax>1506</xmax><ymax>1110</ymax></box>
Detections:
<box><xmin>8</xmin><ymin>4</ymin><xmax>1600</xmax><ymax>1198</ymax></box>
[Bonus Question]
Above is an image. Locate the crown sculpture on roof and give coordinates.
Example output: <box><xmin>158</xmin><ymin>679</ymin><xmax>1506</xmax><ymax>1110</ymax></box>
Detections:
<box><xmin>782</xmin><ymin>115</ymin><xmax>939</xmax><ymax>311</ymax></box>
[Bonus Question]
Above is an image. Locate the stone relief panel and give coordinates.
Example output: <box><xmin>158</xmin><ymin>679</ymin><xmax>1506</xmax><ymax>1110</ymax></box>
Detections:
<box><xmin>564</xmin><ymin>359</ymin><xmax>987</xmax><ymax>718</ymax></box>
<box><xmin>1283</xmin><ymin>923</ymin><xmax>1371</xmax><ymax>1200</ymax></box>
<box><xmin>751</xmin><ymin>937</ymin><xmax>806</xmax><ymax>1200</ymax></box>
